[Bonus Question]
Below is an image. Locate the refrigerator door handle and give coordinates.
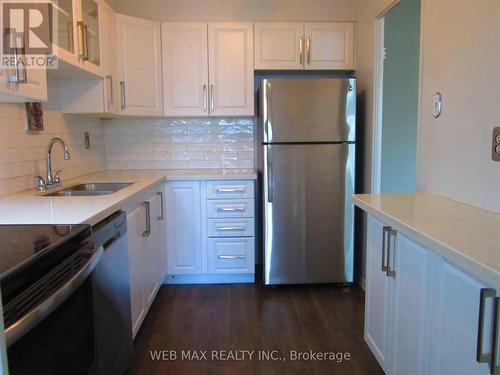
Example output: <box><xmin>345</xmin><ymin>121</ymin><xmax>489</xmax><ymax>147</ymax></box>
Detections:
<box><xmin>267</xmin><ymin>145</ymin><xmax>274</xmax><ymax>202</ymax></box>
<box><xmin>265</xmin><ymin>81</ymin><xmax>273</xmax><ymax>143</ymax></box>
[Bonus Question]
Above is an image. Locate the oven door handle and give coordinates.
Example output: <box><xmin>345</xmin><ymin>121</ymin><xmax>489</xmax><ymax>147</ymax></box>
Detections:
<box><xmin>4</xmin><ymin>244</ymin><xmax>103</xmax><ymax>347</ymax></box>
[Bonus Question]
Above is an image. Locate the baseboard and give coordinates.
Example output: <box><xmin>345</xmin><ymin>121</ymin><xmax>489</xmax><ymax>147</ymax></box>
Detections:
<box><xmin>164</xmin><ymin>273</ymin><xmax>255</xmax><ymax>285</ymax></box>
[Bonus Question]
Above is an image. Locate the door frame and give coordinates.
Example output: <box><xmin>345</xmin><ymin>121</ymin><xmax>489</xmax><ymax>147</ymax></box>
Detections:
<box><xmin>371</xmin><ymin>0</ymin><xmax>400</xmax><ymax>194</ymax></box>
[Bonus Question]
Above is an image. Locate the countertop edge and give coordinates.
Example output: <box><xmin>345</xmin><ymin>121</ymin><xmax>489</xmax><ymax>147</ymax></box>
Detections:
<box><xmin>352</xmin><ymin>195</ymin><xmax>500</xmax><ymax>290</ymax></box>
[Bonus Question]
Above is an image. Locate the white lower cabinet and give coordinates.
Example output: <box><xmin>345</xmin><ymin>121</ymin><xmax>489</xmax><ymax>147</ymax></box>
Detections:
<box><xmin>126</xmin><ymin>185</ymin><xmax>167</xmax><ymax>338</ymax></box>
<box><xmin>165</xmin><ymin>179</ymin><xmax>256</xmax><ymax>284</ymax></box>
<box><xmin>365</xmin><ymin>215</ymin><xmax>497</xmax><ymax>375</ymax></box>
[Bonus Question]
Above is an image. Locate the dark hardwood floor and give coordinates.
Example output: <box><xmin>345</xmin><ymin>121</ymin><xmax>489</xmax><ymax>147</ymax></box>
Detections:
<box><xmin>130</xmin><ymin>282</ymin><xmax>383</xmax><ymax>375</ymax></box>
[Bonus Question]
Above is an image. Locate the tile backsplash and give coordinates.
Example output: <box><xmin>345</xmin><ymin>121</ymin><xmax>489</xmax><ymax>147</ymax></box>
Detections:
<box><xmin>104</xmin><ymin>117</ymin><xmax>255</xmax><ymax>170</ymax></box>
<box><xmin>0</xmin><ymin>103</ymin><xmax>105</xmax><ymax>196</ymax></box>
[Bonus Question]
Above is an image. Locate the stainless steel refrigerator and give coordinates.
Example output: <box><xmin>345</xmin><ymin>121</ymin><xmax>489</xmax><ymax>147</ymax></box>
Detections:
<box><xmin>259</xmin><ymin>77</ymin><xmax>356</xmax><ymax>285</ymax></box>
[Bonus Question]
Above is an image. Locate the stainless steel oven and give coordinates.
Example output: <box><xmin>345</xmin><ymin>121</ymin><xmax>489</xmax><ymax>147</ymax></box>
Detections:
<box><xmin>0</xmin><ymin>224</ymin><xmax>102</xmax><ymax>375</ymax></box>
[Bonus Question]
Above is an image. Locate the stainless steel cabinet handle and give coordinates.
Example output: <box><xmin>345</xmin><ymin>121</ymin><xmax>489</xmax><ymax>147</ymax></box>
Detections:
<box><xmin>4</xmin><ymin>244</ymin><xmax>102</xmax><ymax>347</ymax></box>
<box><xmin>265</xmin><ymin>81</ymin><xmax>273</xmax><ymax>143</ymax></box>
<box><xmin>217</xmin><ymin>225</ymin><xmax>246</xmax><ymax>232</ymax></box>
<box><xmin>142</xmin><ymin>201</ymin><xmax>151</xmax><ymax>237</ymax></box>
<box><xmin>477</xmin><ymin>288</ymin><xmax>496</xmax><ymax>364</ymax></box>
<box><xmin>217</xmin><ymin>206</ymin><xmax>245</xmax><ymax>212</ymax></box>
<box><xmin>157</xmin><ymin>192</ymin><xmax>164</xmax><ymax>220</ymax></box>
<box><xmin>381</xmin><ymin>226</ymin><xmax>391</xmax><ymax>272</ymax></box>
<box><xmin>218</xmin><ymin>255</ymin><xmax>245</xmax><ymax>260</ymax></box>
<box><xmin>306</xmin><ymin>36</ymin><xmax>311</xmax><ymax>64</ymax></box>
<box><xmin>77</xmin><ymin>21</ymin><xmax>86</xmax><ymax>60</ymax></box>
<box><xmin>491</xmin><ymin>297</ymin><xmax>500</xmax><ymax>374</ymax></box>
<box><xmin>203</xmin><ymin>84</ymin><xmax>207</xmax><ymax>112</ymax></box>
<box><xmin>216</xmin><ymin>187</ymin><xmax>245</xmax><ymax>193</ymax></box>
<box><xmin>106</xmin><ymin>75</ymin><xmax>114</xmax><ymax>106</ymax></box>
<box><xmin>299</xmin><ymin>37</ymin><xmax>304</xmax><ymax>65</ymax></box>
<box><xmin>386</xmin><ymin>229</ymin><xmax>397</xmax><ymax>278</ymax></box>
<box><xmin>210</xmin><ymin>84</ymin><xmax>215</xmax><ymax>112</ymax></box>
<box><xmin>120</xmin><ymin>81</ymin><xmax>126</xmax><ymax>109</ymax></box>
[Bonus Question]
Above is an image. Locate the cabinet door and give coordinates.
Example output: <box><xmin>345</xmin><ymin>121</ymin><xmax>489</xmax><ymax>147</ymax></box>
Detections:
<box><xmin>127</xmin><ymin>206</ymin><xmax>147</xmax><ymax>338</ymax></box>
<box><xmin>116</xmin><ymin>14</ymin><xmax>163</xmax><ymax>116</ymax></box>
<box><xmin>304</xmin><ymin>22</ymin><xmax>354</xmax><ymax>70</ymax></box>
<box><xmin>80</xmin><ymin>0</ymin><xmax>101</xmax><ymax>69</ymax></box>
<box><xmin>388</xmin><ymin>234</ymin><xmax>433</xmax><ymax>375</ymax></box>
<box><xmin>208</xmin><ymin>22</ymin><xmax>254</xmax><ymax>116</ymax></box>
<box><xmin>165</xmin><ymin>181</ymin><xmax>202</xmax><ymax>275</ymax></box>
<box><xmin>154</xmin><ymin>190</ymin><xmax>168</xmax><ymax>282</ymax></box>
<box><xmin>364</xmin><ymin>216</ymin><xmax>391</xmax><ymax>372</ymax></box>
<box><xmin>144</xmin><ymin>196</ymin><xmax>162</xmax><ymax>307</ymax></box>
<box><xmin>162</xmin><ymin>23</ymin><xmax>209</xmax><ymax>116</ymax></box>
<box><xmin>101</xmin><ymin>0</ymin><xmax>118</xmax><ymax>113</ymax></box>
<box><xmin>254</xmin><ymin>22</ymin><xmax>304</xmax><ymax>70</ymax></box>
<box><xmin>12</xmin><ymin>68</ymin><xmax>47</xmax><ymax>101</ymax></box>
<box><xmin>429</xmin><ymin>257</ymin><xmax>493</xmax><ymax>375</ymax></box>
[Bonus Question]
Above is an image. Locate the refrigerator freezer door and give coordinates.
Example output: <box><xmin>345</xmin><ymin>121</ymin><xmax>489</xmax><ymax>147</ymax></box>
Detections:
<box><xmin>263</xmin><ymin>143</ymin><xmax>355</xmax><ymax>285</ymax></box>
<box><xmin>261</xmin><ymin>78</ymin><xmax>356</xmax><ymax>143</ymax></box>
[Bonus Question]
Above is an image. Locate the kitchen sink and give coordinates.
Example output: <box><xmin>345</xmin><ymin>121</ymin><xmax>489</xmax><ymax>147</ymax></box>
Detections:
<box><xmin>44</xmin><ymin>183</ymin><xmax>133</xmax><ymax>197</ymax></box>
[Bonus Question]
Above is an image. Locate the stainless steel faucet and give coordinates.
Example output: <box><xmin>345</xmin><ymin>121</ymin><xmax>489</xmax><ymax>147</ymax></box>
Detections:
<box><xmin>35</xmin><ymin>138</ymin><xmax>71</xmax><ymax>192</ymax></box>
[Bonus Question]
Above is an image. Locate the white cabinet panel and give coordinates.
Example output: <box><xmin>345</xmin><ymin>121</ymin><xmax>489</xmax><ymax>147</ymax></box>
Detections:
<box><xmin>116</xmin><ymin>14</ymin><xmax>163</xmax><ymax>116</ymax></box>
<box><xmin>127</xmin><ymin>205</ymin><xmax>147</xmax><ymax>338</ymax></box>
<box><xmin>165</xmin><ymin>181</ymin><xmax>202</xmax><ymax>274</ymax></box>
<box><xmin>208</xmin><ymin>22</ymin><xmax>254</xmax><ymax>116</ymax></box>
<box><xmin>208</xmin><ymin>237</ymin><xmax>254</xmax><ymax>273</ymax></box>
<box><xmin>365</xmin><ymin>216</ymin><xmax>391</xmax><ymax>371</ymax></box>
<box><xmin>254</xmin><ymin>22</ymin><xmax>304</xmax><ymax>70</ymax></box>
<box><xmin>102</xmin><ymin>0</ymin><xmax>118</xmax><ymax>113</ymax></box>
<box><xmin>206</xmin><ymin>199</ymin><xmax>254</xmax><ymax>219</ymax></box>
<box><xmin>162</xmin><ymin>22</ymin><xmax>209</xmax><ymax>116</ymax></box>
<box><xmin>207</xmin><ymin>218</ymin><xmax>255</xmax><ymax>238</ymax></box>
<box><xmin>206</xmin><ymin>180</ymin><xmax>254</xmax><ymax>199</ymax></box>
<box><xmin>304</xmin><ymin>22</ymin><xmax>354</xmax><ymax>70</ymax></box>
<box><xmin>430</xmin><ymin>258</ymin><xmax>493</xmax><ymax>375</ymax></box>
<box><xmin>388</xmin><ymin>234</ymin><xmax>433</xmax><ymax>375</ymax></box>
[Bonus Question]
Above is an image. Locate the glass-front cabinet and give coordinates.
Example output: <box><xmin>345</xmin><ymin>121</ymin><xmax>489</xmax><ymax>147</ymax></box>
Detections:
<box><xmin>51</xmin><ymin>0</ymin><xmax>103</xmax><ymax>77</ymax></box>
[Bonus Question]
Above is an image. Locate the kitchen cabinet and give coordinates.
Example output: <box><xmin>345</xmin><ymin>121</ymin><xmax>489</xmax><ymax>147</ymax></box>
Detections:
<box><xmin>126</xmin><ymin>186</ymin><xmax>167</xmax><ymax>338</ymax></box>
<box><xmin>254</xmin><ymin>22</ymin><xmax>354</xmax><ymax>70</ymax></box>
<box><xmin>162</xmin><ymin>23</ymin><xmax>209</xmax><ymax>116</ymax></box>
<box><xmin>365</xmin><ymin>214</ymin><xmax>497</xmax><ymax>375</ymax></box>
<box><xmin>51</xmin><ymin>0</ymin><xmax>104</xmax><ymax>78</ymax></box>
<box><xmin>165</xmin><ymin>181</ymin><xmax>203</xmax><ymax>275</ymax></box>
<box><xmin>165</xmin><ymin>179</ymin><xmax>255</xmax><ymax>283</ymax></box>
<box><xmin>162</xmin><ymin>22</ymin><xmax>254</xmax><ymax>117</ymax></box>
<box><xmin>116</xmin><ymin>14</ymin><xmax>163</xmax><ymax>116</ymax></box>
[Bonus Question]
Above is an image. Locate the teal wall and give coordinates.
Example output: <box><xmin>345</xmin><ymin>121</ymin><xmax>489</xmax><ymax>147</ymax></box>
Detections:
<box><xmin>381</xmin><ymin>0</ymin><xmax>421</xmax><ymax>193</ymax></box>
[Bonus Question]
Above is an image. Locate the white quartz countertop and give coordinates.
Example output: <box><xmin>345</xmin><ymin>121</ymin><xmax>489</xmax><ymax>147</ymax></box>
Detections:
<box><xmin>352</xmin><ymin>193</ymin><xmax>500</xmax><ymax>289</ymax></box>
<box><xmin>0</xmin><ymin>169</ymin><xmax>257</xmax><ymax>226</ymax></box>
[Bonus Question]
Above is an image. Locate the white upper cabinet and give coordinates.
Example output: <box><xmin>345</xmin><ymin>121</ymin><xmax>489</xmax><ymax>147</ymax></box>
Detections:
<box><xmin>162</xmin><ymin>23</ymin><xmax>209</xmax><ymax>116</ymax></box>
<box><xmin>254</xmin><ymin>22</ymin><xmax>354</xmax><ymax>71</ymax></box>
<box><xmin>254</xmin><ymin>22</ymin><xmax>304</xmax><ymax>70</ymax></box>
<box><xmin>101</xmin><ymin>0</ymin><xmax>118</xmax><ymax>113</ymax></box>
<box><xmin>208</xmin><ymin>22</ymin><xmax>254</xmax><ymax>116</ymax></box>
<box><xmin>304</xmin><ymin>22</ymin><xmax>354</xmax><ymax>70</ymax></box>
<box><xmin>116</xmin><ymin>14</ymin><xmax>163</xmax><ymax>116</ymax></box>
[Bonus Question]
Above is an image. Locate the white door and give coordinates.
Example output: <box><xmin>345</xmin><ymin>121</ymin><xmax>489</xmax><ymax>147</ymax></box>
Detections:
<box><xmin>116</xmin><ymin>14</ymin><xmax>163</xmax><ymax>116</ymax></box>
<box><xmin>208</xmin><ymin>22</ymin><xmax>254</xmax><ymax>116</ymax></box>
<box><xmin>127</xmin><ymin>206</ymin><xmax>147</xmax><ymax>338</ymax></box>
<box><xmin>254</xmin><ymin>22</ymin><xmax>304</xmax><ymax>70</ymax></box>
<box><xmin>165</xmin><ymin>181</ymin><xmax>202</xmax><ymax>275</ymax></box>
<box><xmin>388</xmin><ymin>234</ymin><xmax>434</xmax><ymax>375</ymax></box>
<box><xmin>162</xmin><ymin>22</ymin><xmax>209</xmax><ymax>116</ymax></box>
<box><xmin>364</xmin><ymin>216</ymin><xmax>391</xmax><ymax>372</ymax></box>
<box><xmin>144</xmin><ymin>196</ymin><xmax>162</xmax><ymax>307</ymax></box>
<box><xmin>304</xmin><ymin>22</ymin><xmax>354</xmax><ymax>70</ymax></box>
<box><xmin>101</xmin><ymin>1</ymin><xmax>118</xmax><ymax>113</ymax></box>
<box><xmin>429</xmin><ymin>257</ymin><xmax>494</xmax><ymax>375</ymax></box>
<box><xmin>155</xmin><ymin>190</ymin><xmax>168</xmax><ymax>282</ymax></box>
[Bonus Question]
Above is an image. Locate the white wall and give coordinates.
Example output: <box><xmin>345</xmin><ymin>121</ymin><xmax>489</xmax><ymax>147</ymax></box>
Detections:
<box><xmin>107</xmin><ymin>0</ymin><xmax>356</xmax><ymax>21</ymax></box>
<box><xmin>418</xmin><ymin>0</ymin><xmax>500</xmax><ymax>214</ymax></box>
<box><xmin>104</xmin><ymin>117</ymin><xmax>254</xmax><ymax>170</ymax></box>
<box><xmin>0</xmin><ymin>83</ymin><xmax>105</xmax><ymax>196</ymax></box>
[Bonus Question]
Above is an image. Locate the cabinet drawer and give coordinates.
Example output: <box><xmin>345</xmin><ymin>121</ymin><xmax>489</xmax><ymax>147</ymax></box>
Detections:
<box><xmin>206</xmin><ymin>180</ymin><xmax>254</xmax><ymax>199</ymax></box>
<box><xmin>209</xmin><ymin>238</ymin><xmax>255</xmax><ymax>273</ymax></box>
<box><xmin>207</xmin><ymin>218</ymin><xmax>255</xmax><ymax>237</ymax></box>
<box><xmin>206</xmin><ymin>199</ymin><xmax>254</xmax><ymax>218</ymax></box>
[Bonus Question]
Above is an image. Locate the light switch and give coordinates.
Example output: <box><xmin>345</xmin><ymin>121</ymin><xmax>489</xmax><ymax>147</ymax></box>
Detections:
<box><xmin>493</xmin><ymin>127</ymin><xmax>500</xmax><ymax>162</ymax></box>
